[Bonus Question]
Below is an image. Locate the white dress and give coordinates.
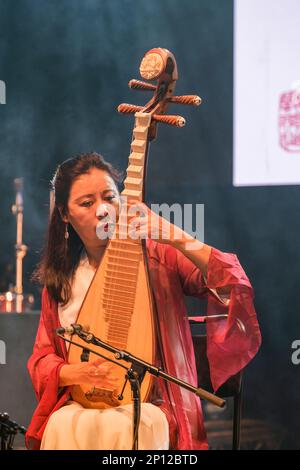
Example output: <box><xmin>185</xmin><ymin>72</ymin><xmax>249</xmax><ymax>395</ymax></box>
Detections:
<box><xmin>41</xmin><ymin>252</ymin><xmax>169</xmax><ymax>450</ymax></box>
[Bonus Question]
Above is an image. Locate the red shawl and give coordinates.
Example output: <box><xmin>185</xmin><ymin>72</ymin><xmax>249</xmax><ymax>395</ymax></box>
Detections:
<box><xmin>26</xmin><ymin>241</ymin><xmax>261</xmax><ymax>450</ymax></box>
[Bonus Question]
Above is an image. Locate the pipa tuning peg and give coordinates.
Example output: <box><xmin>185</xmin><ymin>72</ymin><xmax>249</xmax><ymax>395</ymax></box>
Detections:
<box><xmin>152</xmin><ymin>115</ymin><xmax>186</xmax><ymax>128</ymax></box>
<box><xmin>169</xmin><ymin>95</ymin><xmax>202</xmax><ymax>106</ymax></box>
<box><xmin>117</xmin><ymin>103</ymin><xmax>143</xmax><ymax>114</ymax></box>
<box><xmin>128</xmin><ymin>79</ymin><xmax>157</xmax><ymax>91</ymax></box>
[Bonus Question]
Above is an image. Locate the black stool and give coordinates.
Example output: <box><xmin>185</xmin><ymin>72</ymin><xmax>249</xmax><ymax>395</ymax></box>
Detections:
<box><xmin>189</xmin><ymin>317</ymin><xmax>243</xmax><ymax>450</ymax></box>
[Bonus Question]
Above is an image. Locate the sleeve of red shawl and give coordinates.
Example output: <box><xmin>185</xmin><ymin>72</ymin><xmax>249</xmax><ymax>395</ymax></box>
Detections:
<box><xmin>25</xmin><ymin>288</ymin><xmax>69</xmax><ymax>450</ymax></box>
<box><xmin>176</xmin><ymin>246</ymin><xmax>261</xmax><ymax>392</ymax></box>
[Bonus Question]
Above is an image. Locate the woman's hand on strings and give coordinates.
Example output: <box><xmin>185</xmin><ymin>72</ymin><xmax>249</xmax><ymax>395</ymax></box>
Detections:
<box><xmin>59</xmin><ymin>358</ymin><xmax>119</xmax><ymax>388</ymax></box>
<box><xmin>84</xmin><ymin>358</ymin><xmax>118</xmax><ymax>388</ymax></box>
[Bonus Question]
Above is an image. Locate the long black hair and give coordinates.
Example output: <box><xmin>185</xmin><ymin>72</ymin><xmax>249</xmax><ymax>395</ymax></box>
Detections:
<box><xmin>34</xmin><ymin>152</ymin><xmax>122</xmax><ymax>305</ymax></box>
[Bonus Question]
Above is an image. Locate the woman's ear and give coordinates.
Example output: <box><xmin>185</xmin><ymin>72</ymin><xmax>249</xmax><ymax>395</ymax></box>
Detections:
<box><xmin>58</xmin><ymin>205</ymin><xmax>68</xmax><ymax>224</ymax></box>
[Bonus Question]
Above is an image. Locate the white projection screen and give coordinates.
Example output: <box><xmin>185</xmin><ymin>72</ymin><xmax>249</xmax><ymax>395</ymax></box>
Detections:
<box><xmin>234</xmin><ymin>0</ymin><xmax>300</xmax><ymax>186</ymax></box>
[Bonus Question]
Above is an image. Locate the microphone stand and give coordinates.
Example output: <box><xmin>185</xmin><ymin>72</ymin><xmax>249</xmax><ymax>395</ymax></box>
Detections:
<box><xmin>57</xmin><ymin>324</ymin><xmax>226</xmax><ymax>450</ymax></box>
<box><xmin>11</xmin><ymin>178</ymin><xmax>27</xmax><ymax>313</ymax></box>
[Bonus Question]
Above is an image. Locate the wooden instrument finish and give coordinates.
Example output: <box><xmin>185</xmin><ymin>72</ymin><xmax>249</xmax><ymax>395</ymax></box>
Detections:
<box><xmin>68</xmin><ymin>48</ymin><xmax>201</xmax><ymax>409</ymax></box>
<box><xmin>69</xmin><ymin>113</ymin><xmax>156</xmax><ymax>409</ymax></box>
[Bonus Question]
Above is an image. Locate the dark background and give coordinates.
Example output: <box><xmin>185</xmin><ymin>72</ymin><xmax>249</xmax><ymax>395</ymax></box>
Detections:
<box><xmin>0</xmin><ymin>0</ymin><xmax>299</xmax><ymax>449</ymax></box>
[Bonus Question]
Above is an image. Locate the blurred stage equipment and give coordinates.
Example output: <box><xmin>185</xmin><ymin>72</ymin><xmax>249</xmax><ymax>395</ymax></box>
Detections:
<box><xmin>11</xmin><ymin>177</ymin><xmax>27</xmax><ymax>312</ymax></box>
<box><xmin>0</xmin><ymin>412</ymin><xmax>26</xmax><ymax>450</ymax></box>
<box><xmin>0</xmin><ymin>291</ymin><xmax>34</xmax><ymax>313</ymax></box>
<box><xmin>0</xmin><ymin>178</ymin><xmax>34</xmax><ymax>313</ymax></box>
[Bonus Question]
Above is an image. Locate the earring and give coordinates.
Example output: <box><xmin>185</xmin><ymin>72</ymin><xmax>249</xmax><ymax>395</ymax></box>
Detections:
<box><xmin>64</xmin><ymin>223</ymin><xmax>69</xmax><ymax>240</ymax></box>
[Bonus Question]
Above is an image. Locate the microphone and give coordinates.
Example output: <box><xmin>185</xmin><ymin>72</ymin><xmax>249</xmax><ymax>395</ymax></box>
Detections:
<box><xmin>56</xmin><ymin>324</ymin><xmax>89</xmax><ymax>336</ymax></box>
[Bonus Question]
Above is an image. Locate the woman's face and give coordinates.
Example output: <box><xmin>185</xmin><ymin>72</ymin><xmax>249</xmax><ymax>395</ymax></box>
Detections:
<box><xmin>64</xmin><ymin>168</ymin><xmax>120</xmax><ymax>247</ymax></box>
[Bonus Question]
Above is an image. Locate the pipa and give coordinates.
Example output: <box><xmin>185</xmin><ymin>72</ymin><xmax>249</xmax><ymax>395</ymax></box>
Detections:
<box><xmin>68</xmin><ymin>48</ymin><xmax>201</xmax><ymax>409</ymax></box>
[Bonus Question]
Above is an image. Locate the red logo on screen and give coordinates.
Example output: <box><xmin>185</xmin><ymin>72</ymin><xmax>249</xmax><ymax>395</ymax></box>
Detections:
<box><xmin>279</xmin><ymin>90</ymin><xmax>300</xmax><ymax>153</ymax></box>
